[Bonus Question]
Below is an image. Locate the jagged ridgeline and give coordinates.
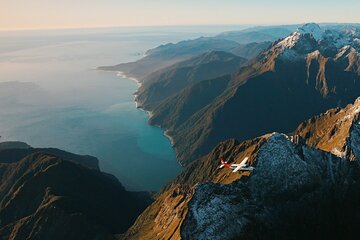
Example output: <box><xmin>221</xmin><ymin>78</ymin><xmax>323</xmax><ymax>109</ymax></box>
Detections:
<box><xmin>121</xmin><ymin>97</ymin><xmax>360</xmax><ymax>240</ymax></box>
<box><xmin>101</xmin><ymin>23</ymin><xmax>360</xmax><ymax>165</ymax></box>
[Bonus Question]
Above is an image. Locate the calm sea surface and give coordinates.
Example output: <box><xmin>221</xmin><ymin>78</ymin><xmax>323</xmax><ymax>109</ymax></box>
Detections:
<box><xmin>0</xmin><ymin>26</ymin><xmax>244</xmax><ymax>190</ymax></box>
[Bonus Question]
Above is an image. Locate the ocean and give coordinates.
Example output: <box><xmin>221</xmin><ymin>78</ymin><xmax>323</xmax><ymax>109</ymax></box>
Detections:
<box><xmin>0</xmin><ymin>26</ymin><xmax>243</xmax><ymax>190</ymax></box>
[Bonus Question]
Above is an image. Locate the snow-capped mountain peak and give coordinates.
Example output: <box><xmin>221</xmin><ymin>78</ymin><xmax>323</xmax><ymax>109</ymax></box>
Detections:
<box><xmin>272</xmin><ymin>23</ymin><xmax>324</xmax><ymax>53</ymax></box>
<box><xmin>265</xmin><ymin>23</ymin><xmax>360</xmax><ymax>62</ymax></box>
<box><xmin>268</xmin><ymin>30</ymin><xmax>317</xmax><ymax>62</ymax></box>
<box><xmin>297</xmin><ymin>23</ymin><xmax>324</xmax><ymax>41</ymax></box>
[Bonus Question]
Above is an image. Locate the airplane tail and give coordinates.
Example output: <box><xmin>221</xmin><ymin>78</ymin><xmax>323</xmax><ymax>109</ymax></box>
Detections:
<box><xmin>219</xmin><ymin>158</ymin><xmax>226</xmax><ymax>168</ymax></box>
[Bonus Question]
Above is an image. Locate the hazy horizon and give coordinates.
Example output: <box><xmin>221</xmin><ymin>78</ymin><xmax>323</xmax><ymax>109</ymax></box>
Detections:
<box><xmin>1</xmin><ymin>23</ymin><xmax>360</xmax><ymax>33</ymax></box>
<box><xmin>2</xmin><ymin>0</ymin><xmax>360</xmax><ymax>30</ymax></box>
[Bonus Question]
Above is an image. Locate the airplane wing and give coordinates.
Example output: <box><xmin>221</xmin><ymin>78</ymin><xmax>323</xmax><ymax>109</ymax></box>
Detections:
<box><xmin>239</xmin><ymin>157</ymin><xmax>249</xmax><ymax>167</ymax></box>
<box><xmin>233</xmin><ymin>166</ymin><xmax>242</xmax><ymax>172</ymax></box>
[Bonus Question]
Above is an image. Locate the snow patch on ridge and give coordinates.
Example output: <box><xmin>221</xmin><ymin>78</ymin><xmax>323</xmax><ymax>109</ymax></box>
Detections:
<box><xmin>275</xmin><ymin>32</ymin><xmax>301</xmax><ymax>49</ymax></box>
<box><xmin>335</xmin><ymin>45</ymin><xmax>351</xmax><ymax>60</ymax></box>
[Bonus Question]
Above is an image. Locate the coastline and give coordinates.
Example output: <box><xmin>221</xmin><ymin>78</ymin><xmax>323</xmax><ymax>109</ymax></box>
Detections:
<box><xmin>116</xmin><ymin>71</ymin><xmax>174</xmax><ymax>146</ymax></box>
<box><xmin>116</xmin><ymin>71</ymin><xmax>147</xmax><ymax>112</ymax></box>
<box><xmin>116</xmin><ymin>71</ymin><xmax>142</xmax><ymax>88</ymax></box>
<box><xmin>164</xmin><ymin>130</ymin><xmax>175</xmax><ymax>146</ymax></box>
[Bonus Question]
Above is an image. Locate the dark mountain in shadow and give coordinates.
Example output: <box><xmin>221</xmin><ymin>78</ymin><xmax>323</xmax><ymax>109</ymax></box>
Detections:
<box><xmin>0</xmin><ymin>147</ymin><xmax>99</xmax><ymax>169</ymax></box>
<box><xmin>0</xmin><ymin>145</ymin><xmax>152</xmax><ymax>240</ymax></box>
<box><xmin>0</xmin><ymin>141</ymin><xmax>30</xmax><ymax>151</ymax></box>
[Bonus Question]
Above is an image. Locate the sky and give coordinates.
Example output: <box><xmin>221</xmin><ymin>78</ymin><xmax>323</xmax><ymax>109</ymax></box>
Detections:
<box><xmin>1</xmin><ymin>0</ymin><xmax>360</xmax><ymax>30</ymax></box>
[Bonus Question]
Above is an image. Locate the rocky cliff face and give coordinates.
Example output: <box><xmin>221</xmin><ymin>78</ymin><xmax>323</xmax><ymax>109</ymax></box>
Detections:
<box><xmin>121</xmin><ymin>98</ymin><xmax>360</xmax><ymax>240</ymax></box>
<box><xmin>0</xmin><ymin>147</ymin><xmax>152</xmax><ymax>240</ymax></box>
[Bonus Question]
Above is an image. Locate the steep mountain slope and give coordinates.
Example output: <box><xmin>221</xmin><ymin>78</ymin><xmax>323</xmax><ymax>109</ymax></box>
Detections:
<box><xmin>135</xmin><ymin>51</ymin><xmax>247</xmax><ymax>109</ymax></box>
<box><xmin>152</xmin><ymin>23</ymin><xmax>360</xmax><ymax>164</ymax></box>
<box><xmin>0</xmin><ymin>147</ymin><xmax>152</xmax><ymax>240</ymax></box>
<box><xmin>148</xmin><ymin>75</ymin><xmax>232</xmax><ymax>129</ymax></box>
<box><xmin>98</xmin><ymin>37</ymin><xmax>240</xmax><ymax>80</ymax></box>
<box><xmin>122</xmin><ymin>99</ymin><xmax>360</xmax><ymax>239</ymax></box>
<box><xmin>293</xmin><ymin>97</ymin><xmax>360</xmax><ymax>159</ymax></box>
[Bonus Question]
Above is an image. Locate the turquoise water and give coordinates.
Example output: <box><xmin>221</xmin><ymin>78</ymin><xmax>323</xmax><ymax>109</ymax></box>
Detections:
<box><xmin>0</xmin><ymin>26</ymin><xmax>242</xmax><ymax>190</ymax></box>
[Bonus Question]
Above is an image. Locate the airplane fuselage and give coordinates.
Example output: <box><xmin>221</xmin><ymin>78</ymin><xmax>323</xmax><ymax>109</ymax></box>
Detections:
<box><xmin>219</xmin><ymin>157</ymin><xmax>254</xmax><ymax>172</ymax></box>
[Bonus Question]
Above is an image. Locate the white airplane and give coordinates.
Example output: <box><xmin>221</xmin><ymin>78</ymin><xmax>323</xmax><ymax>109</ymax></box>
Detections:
<box><xmin>219</xmin><ymin>157</ymin><xmax>254</xmax><ymax>172</ymax></box>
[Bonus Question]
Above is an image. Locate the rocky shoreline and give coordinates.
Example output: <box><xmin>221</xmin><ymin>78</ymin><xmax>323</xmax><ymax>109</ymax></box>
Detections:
<box><xmin>115</xmin><ymin>71</ymin><xmax>178</xmax><ymax>157</ymax></box>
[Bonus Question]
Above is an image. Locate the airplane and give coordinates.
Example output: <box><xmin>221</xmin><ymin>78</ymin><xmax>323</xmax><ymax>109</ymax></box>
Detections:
<box><xmin>219</xmin><ymin>157</ymin><xmax>254</xmax><ymax>172</ymax></box>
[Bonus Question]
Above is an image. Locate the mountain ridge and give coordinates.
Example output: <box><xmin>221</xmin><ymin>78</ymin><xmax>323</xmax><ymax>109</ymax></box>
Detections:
<box><xmin>121</xmin><ymin>96</ymin><xmax>360</xmax><ymax>240</ymax></box>
<box><xmin>135</xmin><ymin>51</ymin><xmax>247</xmax><ymax>109</ymax></box>
<box><xmin>143</xmin><ymin>23</ymin><xmax>360</xmax><ymax>164</ymax></box>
